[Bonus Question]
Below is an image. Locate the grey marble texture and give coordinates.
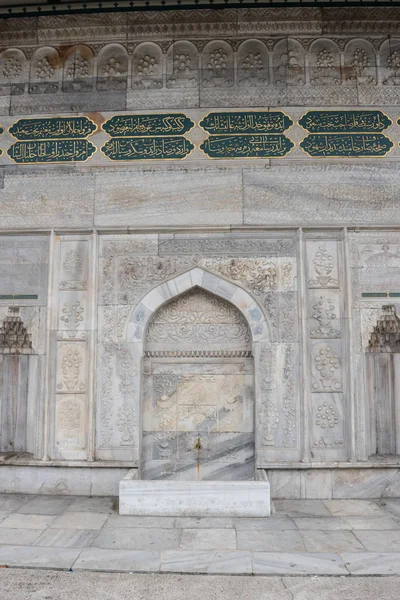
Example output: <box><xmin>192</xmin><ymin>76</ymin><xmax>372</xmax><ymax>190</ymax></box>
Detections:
<box><xmin>0</xmin><ymin>494</ymin><xmax>399</xmax><ymax>574</ymax></box>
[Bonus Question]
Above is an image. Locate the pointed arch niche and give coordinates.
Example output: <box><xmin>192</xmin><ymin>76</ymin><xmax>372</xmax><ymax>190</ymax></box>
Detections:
<box><xmin>124</xmin><ymin>267</ymin><xmax>270</xmax><ymax>481</ymax></box>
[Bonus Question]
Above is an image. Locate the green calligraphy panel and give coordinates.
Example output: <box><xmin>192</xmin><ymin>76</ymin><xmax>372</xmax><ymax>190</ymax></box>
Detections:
<box><xmin>102</xmin><ymin>114</ymin><xmax>195</xmax><ymax>137</ymax></box>
<box><xmin>7</xmin><ymin>139</ymin><xmax>96</xmax><ymax>163</ymax></box>
<box><xmin>9</xmin><ymin>117</ymin><xmax>96</xmax><ymax>140</ymax></box>
<box><xmin>299</xmin><ymin>111</ymin><xmax>392</xmax><ymax>133</ymax></box>
<box><xmin>101</xmin><ymin>136</ymin><xmax>194</xmax><ymax>160</ymax></box>
<box><xmin>200</xmin><ymin>112</ymin><xmax>293</xmax><ymax>135</ymax></box>
<box><xmin>300</xmin><ymin>134</ymin><xmax>393</xmax><ymax>158</ymax></box>
<box><xmin>200</xmin><ymin>134</ymin><xmax>294</xmax><ymax>159</ymax></box>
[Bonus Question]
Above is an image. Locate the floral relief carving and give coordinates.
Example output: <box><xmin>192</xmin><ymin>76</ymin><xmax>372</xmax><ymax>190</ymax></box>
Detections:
<box><xmin>260</xmin><ymin>344</ymin><xmax>279</xmax><ymax>447</ymax></box>
<box><xmin>58</xmin><ymin>346</ymin><xmax>85</xmax><ymax>392</ymax></box>
<box><xmin>383</xmin><ymin>50</ymin><xmax>400</xmax><ymax>85</ymax></box>
<box><xmin>99</xmin><ymin>343</ymin><xmax>113</xmax><ymax>447</ymax></box>
<box><xmin>310</xmin><ymin>295</ymin><xmax>341</xmax><ymax>338</ymax></box>
<box><xmin>315</xmin><ymin>401</ymin><xmax>339</xmax><ymax>429</ymax></box>
<box><xmin>63</xmin><ymin>249</ymin><xmax>83</xmax><ymax>279</ymax></box>
<box><xmin>312</xmin><ymin>344</ymin><xmax>342</xmax><ymax>392</ymax></box>
<box><xmin>203</xmin><ymin>257</ymin><xmax>277</xmax><ymax>295</ymax></box>
<box><xmin>282</xmin><ymin>344</ymin><xmax>297</xmax><ymax>448</ymax></box>
<box><xmin>58</xmin><ymin>399</ymin><xmax>81</xmax><ymax>441</ymax></box>
<box><xmin>35</xmin><ymin>56</ymin><xmax>55</xmax><ymax>80</ymax></box>
<box><xmin>146</xmin><ymin>288</ymin><xmax>252</xmax><ymax>353</ymax></box>
<box><xmin>2</xmin><ymin>57</ymin><xmax>22</xmax><ymax>80</ymax></box>
<box><xmin>308</xmin><ymin>244</ymin><xmax>339</xmax><ymax>288</ymax></box>
<box><xmin>60</xmin><ymin>300</ymin><xmax>84</xmax><ymax>329</ymax></box>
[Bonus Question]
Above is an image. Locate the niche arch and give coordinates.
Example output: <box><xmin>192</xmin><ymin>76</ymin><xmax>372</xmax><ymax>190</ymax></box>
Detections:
<box><xmin>124</xmin><ymin>267</ymin><xmax>271</xmax><ymax>478</ymax></box>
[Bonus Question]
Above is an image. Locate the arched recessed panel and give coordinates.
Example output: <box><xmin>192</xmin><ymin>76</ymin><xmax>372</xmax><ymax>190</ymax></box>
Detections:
<box><xmin>97</xmin><ymin>43</ymin><xmax>128</xmax><ymax>91</ymax></box>
<box><xmin>30</xmin><ymin>46</ymin><xmax>60</xmax><ymax>94</ymax></box>
<box><xmin>273</xmin><ymin>39</ymin><xmax>305</xmax><ymax>86</ymax></box>
<box><xmin>309</xmin><ymin>39</ymin><xmax>341</xmax><ymax>86</ymax></box>
<box><xmin>380</xmin><ymin>39</ymin><xmax>400</xmax><ymax>86</ymax></box>
<box><xmin>0</xmin><ymin>48</ymin><xmax>26</xmax><ymax>96</ymax></box>
<box><xmin>344</xmin><ymin>39</ymin><xmax>377</xmax><ymax>85</ymax></box>
<box><xmin>166</xmin><ymin>41</ymin><xmax>198</xmax><ymax>89</ymax></box>
<box><xmin>237</xmin><ymin>39</ymin><xmax>269</xmax><ymax>88</ymax></box>
<box><xmin>201</xmin><ymin>40</ymin><xmax>234</xmax><ymax>88</ymax></box>
<box><xmin>62</xmin><ymin>44</ymin><xmax>94</xmax><ymax>93</ymax></box>
<box><xmin>142</xmin><ymin>287</ymin><xmax>255</xmax><ymax>481</ymax></box>
<box><xmin>132</xmin><ymin>42</ymin><xmax>163</xmax><ymax>90</ymax></box>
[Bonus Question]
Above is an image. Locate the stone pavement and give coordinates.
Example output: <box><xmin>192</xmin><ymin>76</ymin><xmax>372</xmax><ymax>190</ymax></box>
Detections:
<box><xmin>0</xmin><ymin>494</ymin><xmax>400</xmax><ymax>575</ymax></box>
<box><xmin>2</xmin><ymin>571</ymin><xmax>400</xmax><ymax>600</ymax></box>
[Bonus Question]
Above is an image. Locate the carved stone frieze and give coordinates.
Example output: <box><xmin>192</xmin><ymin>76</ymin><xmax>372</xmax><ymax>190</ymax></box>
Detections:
<box><xmin>203</xmin><ymin>257</ymin><xmax>277</xmax><ymax>296</ymax></box>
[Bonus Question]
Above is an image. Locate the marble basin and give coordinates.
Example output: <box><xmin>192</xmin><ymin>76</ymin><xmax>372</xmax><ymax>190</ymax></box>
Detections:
<box><xmin>119</xmin><ymin>469</ymin><xmax>270</xmax><ymax>517</ymax></box>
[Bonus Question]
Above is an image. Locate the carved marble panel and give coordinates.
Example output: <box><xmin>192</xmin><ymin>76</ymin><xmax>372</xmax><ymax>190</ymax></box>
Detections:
<box><xmin>307</xmin><ymin>241</ymin><xmax>340</xmax><ymax>289</ymax></box>
<box><xmin>0</xmin><ymin>48</ymin><xmax>27</xmax><ymax>96</ymax></box>
<box><xmin>132</xmin><ymin>42</ymin><xmax>163</xmax><ymax>90</ymax></box>
<box><xmin>96</xmin><ymin>43</ymin><xmax>128</xmax><ymax>91</ymax></box>
<box><xmin>0</xmin><ymin>235</ymin><xmax>49</xmax><ymax>306</ymax></box>
<box><xmin>55</xmin><ymin>342</ymin><xmax>87</xmax><ymax>394</ymax></box>
<box><xmin>166</xmin><ymin>41</ymin><xmax>198</xmax><ymax>89</ymax></box>
<box><xmin>311</xmin><ymin>340</ymin><xmax>343</xmax><ymax>394</ymax></box>
<box><xmin>237</xmin><ymin>39</ymin><xmax>269</xmax><ymax>88</ymax></box>
<box><xmin>62</xmin><ymin>44</ymin><xmax>94</xmax><ymax>93</ymax></box>
<box><xmin>29</xmin><ymin>46</ymin><xmax>60</xmax><ymax>94</ymax></box>
<box><xmin>311</xmin><ymin>393</ymin><xmax>346</xmax><ymax>460</ymax></box>
<box><xmin>309</xmin><ymin>290</ymin><xmax>341</xmax><ymax>339</ymax></box>
<box><xmin>201</xmin><ymin>40</ymin><xmax>234</xmax><ymax>88</ymax></box>
<box><xmin>55</xmin><ymin>394</ymin><xmax>87</xmax><ymax>459</ymax></box>
<box><xmin>309</xmin><ymin>38</ymin><xmax>341</xmax><ymax>86</ymax></box>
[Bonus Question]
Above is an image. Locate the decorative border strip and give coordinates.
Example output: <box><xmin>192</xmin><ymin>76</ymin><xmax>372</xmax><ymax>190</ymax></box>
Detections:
<box><xmin>0</xmin><ymin>1</ymin><xmax>398</xmax><ymax>19</ymax></box>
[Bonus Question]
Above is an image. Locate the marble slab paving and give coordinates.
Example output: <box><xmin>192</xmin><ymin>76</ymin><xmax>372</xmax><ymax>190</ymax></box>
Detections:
<box><xmin>301</xmin><ymin>530</ymin><xmax>365</xmax><ymax>553</ymax></box>
<box><xmin>73</xmin><ymin>548</ymin><xmax>161</xmax><ymax>572</ymax></box>
<box><xmin>379</xmin><ymin>500</ymin><xmax>400</xmax><ymax>519</ymax></box>
<box><xmin>105</xmin><ymin>515</ymin><xmax>176</xmax><ymax>529</ymax></box>
<box><xmin>273</xmin><ymin>500</ymin><xmax>331</xmax><ymax>517</ymax></box>
<box><xmin>33</xmin><ymin>529</ymin><xmax>98</xmax><ymax>548</ymax></box>
<box><xmin>160</xmin><ymin>550</ymin><xmax>252</xmax><ymax>574</ymax></box>
<box><xmin>237</xmin><ymin>530</ymin><xmax>305</xmax><ymax>552</ymax></box>
<box><xmin>324</xmin><ymin>500</ymin><xmax>387</xmax><ymax>517</ymax></box>
<box><xmin>179</xmin><ymin>529</ymin><xmax>237</xmax><ymax>551</ymax></box>
<box><xmin>341</xmin><ymin>553</ymin><xmax>400</xmax><ymax>575</ymax></box>
<box><xmin>65</xmin><ymin>497</ymin><xmax>115</xmax><ymax>514</ymax></box>
<box><xmin>92</xmin><ymin>527</ymin><xmax>182</xmax><ymax>551</ymax></box>
<box><xmin>294</xmin><ymin>517</ymin><xmax>352</xmax><ymax>530</ymax></box>
<box><xmin>16</xmin><ymin>495</ymin><xmax>74</xmax><ymax>515</ymax></box>
<box><xmin>0</xmin><ymin>495</ymin><xmax>30</xmax><ymax>512</ymax></box>
<box><xmin>0</xmin><ymin>528</ymin><xmax>44</xmax><ymax>545</ymax></box>
<box><xmin>175</xmin><ymin>517</ymin><xmax>234</xmax><ymax>529</ymax></box>
<box><xmin>343</xmin><ymin>516</ymin><xmax>400</xmax><ymax>530</ymax></box>
<box><xmin>0</xmin><ymin>514</ymin><xmax>56</xmax><ymax>529</ymax></box>
<box><xmin>354</xmin><ymin>530</ymin><xmax>400</xmax><ymax>552</ymax></box>
<box><xmin>253</xmin><ymin>552</ymin><xmax>348</xmax><ymax>575</ymax></box>
<box><xmin>234</xmin><ymin>515</ymin><xmax>297</xmax><ymax>530</ymax></box>
<box><xmin>50</xmin><ymin>512</ymin><xmax>110</xmax><ymax>530</ymax></box>
<box><xmin>0</xmin><ymin>545</ymin><xmax>81</xmax><ymax>570</ymax></box>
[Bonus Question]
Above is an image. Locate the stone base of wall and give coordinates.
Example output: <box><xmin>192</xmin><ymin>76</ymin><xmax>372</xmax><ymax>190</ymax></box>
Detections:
<box><xmin>0</xmin><ymin>465</ymin><xmax>130</xmax><ymax>497</ymax></box>
<box><xmin>266</xmin><ymin>467</ymin><xmax>400</xmax><ymax>499</ymax></box>
<box><xmin>1</xmin><ymin>464</ymin><xmax>400</xmax><ymax>498</ymax></box>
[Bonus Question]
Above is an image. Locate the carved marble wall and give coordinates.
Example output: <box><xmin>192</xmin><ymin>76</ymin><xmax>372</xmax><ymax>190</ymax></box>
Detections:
<box><xmin>48</xmin><ymin>234</ymin><xmax>95</xmax><ymax>461</ymax></box>
<box><xmin>96</xmin><ymin>233</ymin><xmax>300</xmax><ymax>468</ymax></box>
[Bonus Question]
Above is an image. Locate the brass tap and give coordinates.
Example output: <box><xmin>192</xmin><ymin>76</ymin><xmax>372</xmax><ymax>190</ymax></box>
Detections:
<box><xmin>194</xmin><ymin>436</ymin><xmax>202</xmax><ymax>451</ymax></box>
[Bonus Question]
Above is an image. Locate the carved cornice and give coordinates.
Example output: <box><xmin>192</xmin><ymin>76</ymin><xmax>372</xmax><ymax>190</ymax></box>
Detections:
<box><xmin>0</xmin><ymin>7</ymin><xmax>399</xmax><ymax>45</ymax></box>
